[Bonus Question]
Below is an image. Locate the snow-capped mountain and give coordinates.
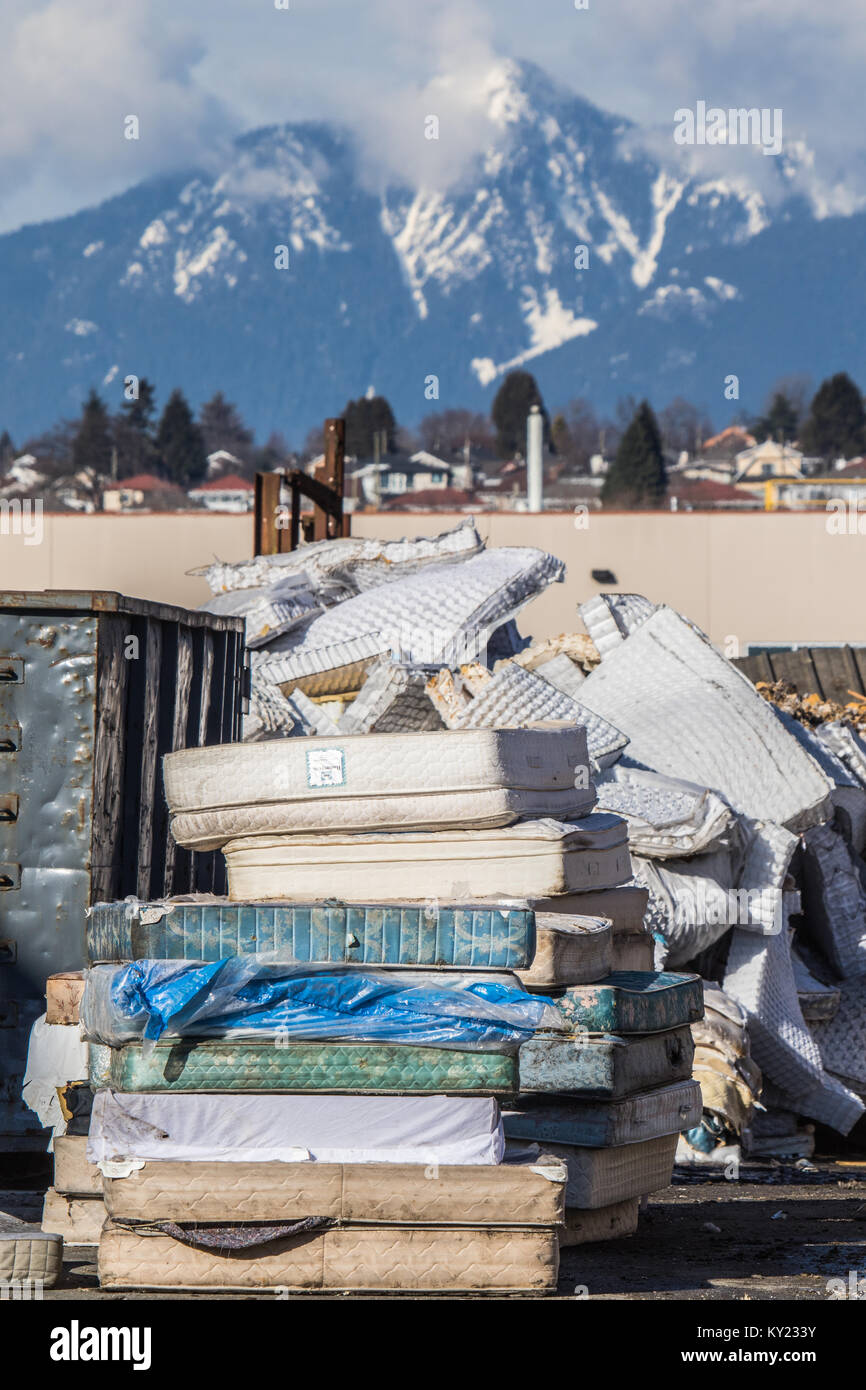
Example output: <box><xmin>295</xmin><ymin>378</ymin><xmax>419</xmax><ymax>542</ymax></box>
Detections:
<box><xmin>1</xmin><ymin>59</ymin><xmax>864</xmax><ymax>442</ymax></box>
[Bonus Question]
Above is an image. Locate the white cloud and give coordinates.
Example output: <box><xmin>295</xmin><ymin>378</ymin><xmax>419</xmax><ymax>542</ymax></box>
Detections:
<box><xmin>2</xmin><ymin>0</ymin><xmax>866</xmax><ymax>232</ymax></box>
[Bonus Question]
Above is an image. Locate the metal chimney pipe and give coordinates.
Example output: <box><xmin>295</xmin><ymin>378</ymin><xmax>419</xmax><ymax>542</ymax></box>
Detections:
<box><xmin>527</xmin><ymin>404</ymin><xmax>543</xmax><ymax>512</ymax></box>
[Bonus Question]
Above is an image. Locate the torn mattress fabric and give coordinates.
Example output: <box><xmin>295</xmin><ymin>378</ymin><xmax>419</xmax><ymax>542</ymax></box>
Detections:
<box><xmin>576</xmin><ymin>606</ymin><xmax>833</xmax><ymax>832</ymax></box>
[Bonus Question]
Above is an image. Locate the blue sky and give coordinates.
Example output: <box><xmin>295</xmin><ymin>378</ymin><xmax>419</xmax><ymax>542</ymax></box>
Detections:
<box><xmin>1</xmin><ymin>0</ymin><xmax>863</xmax><ymax>233</ymax></box>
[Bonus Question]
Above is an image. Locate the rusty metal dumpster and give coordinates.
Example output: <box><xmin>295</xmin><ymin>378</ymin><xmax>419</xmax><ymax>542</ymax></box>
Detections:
<box><xmin>0</xmin><ymin>591</ymin><xmax>246</xmax><ymax>1148</ymax></box>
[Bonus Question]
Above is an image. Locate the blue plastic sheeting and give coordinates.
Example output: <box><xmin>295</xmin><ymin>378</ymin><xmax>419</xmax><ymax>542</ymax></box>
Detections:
<box><xmin>80</xmin><ymin>960</ymin><xmax>557</xmax><ymax>1052</ymax></box>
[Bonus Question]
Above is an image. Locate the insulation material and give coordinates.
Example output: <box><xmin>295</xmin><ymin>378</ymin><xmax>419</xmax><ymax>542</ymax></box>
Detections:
<box><xmin>339</xmin><ymin>659</ymin><xmax>443</xmax><ymax>735</ymax></box>
<box><xmin>800</xmin><ymin>822</ymin><xmax>866</xmax><ymax>979</ymax></box>
<box><xmin>810</xmin><ymin>976</ymin><xmax>866</xmax><ymax>1096</ymax></box>
<box><xmin>426</xmin><ymin>669</ymin><xmax>473</xmax><ymax>725</ymax></box>
<box><xmin>254</xmin><ymin>547</ymin><xmax>565</xmax><ymax>692</ymax></box>
<box><xmin>723</xmin><ymin>910</ymin><xmax>864</xmax><ymax>1134</ymax></box>
<box><xmin>510</xmin><ymin>632</ymin><xmax>600</xmax><ymax>674</ymax></box>
<box><xmin>87</xmin><ymin>1091</ymin><xmax>505</xmax><ymax>1167</ymax></box>
<box><xmin>576</xmin><ymin>606</ymin><xmax>833</xmax><ymax>832</ymax></box>
<box><xmin>595</xmin><ymin>765</ymin><xmax>733</xmax><ymax>859</ymax></box>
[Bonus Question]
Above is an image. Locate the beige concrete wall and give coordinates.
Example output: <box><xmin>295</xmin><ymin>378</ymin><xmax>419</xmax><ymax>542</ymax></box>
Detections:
<box><xmin>0</xmin><ymin>508</ymin><xmax>863</xmax><ymax>646</ymax></box>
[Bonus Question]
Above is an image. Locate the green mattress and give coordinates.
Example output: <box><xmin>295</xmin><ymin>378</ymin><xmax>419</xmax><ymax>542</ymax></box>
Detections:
<box><xmin>89</xmin><ymin>1039</ymin><xmax>517</xmax><ymax>1096</ymax></box>
<box><xmin>549</xmin><ymin>972</ymin><xmax>703</xmax><ymax>1034</ymax></box>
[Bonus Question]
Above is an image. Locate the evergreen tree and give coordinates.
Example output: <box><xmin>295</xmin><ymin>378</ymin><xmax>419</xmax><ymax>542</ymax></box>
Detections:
<box><xmin>199</xmin><ymin>392</ymin><xmax>254</xmax><ymax>460</ymax></box>
<box><xmin>342</xmin><ymin>394</ymin><xmax>397</xmax><ymax>457</ymax></box>
<box><xmin>156</xmin><ymin>389</ymin><xmax>208</xmax><ymax>486</ymax></box>
<box><xmin>799</xmin><ymin>373</ymin><xmax>866</xmax><ymax>460</ymax></box>
<box><xmin>0</xmin><ymin>431</ymin><xmax>15</xmax><ymax>470</ymax></box>
<box><xmin>601</xmin><ymin>401</ymin><xmax>667</xmax><ymax>508</ymax></box>
<box><xmin>115</xmin><ymin>377</ymin><xmax>158</xmax><ymax>478</ymax></box>
<box><xmin>491</xmin><ymin>371</ymin><xmax>549</xmax><ymax>457</ymax></box>
<box><xmin>72</xmin><ymin>390</ymin><xmax>113</xmax><ymax>475</ymax></box>
<box><xmin>752</xmin><ymin>390</ymin><xmax>800</xmax><ymax>443</ymax></box>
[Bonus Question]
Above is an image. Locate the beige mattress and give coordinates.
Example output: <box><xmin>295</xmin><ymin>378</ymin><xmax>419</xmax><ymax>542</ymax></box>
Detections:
<box><xmin>531</xmin><ymin>886</ymin><xmax>652</xmax><ymax>971</ymax></box>
<box><xmin>559</xmin><ymin>1199</ymin><xmax>639</xmax><ymax>1247</ymax></box>
<box><xmin>104</xmin><ymin>1156</ymin><xmax>567</xmax><ymax>1227</ymax></box>
<box><xmin>223</xmin><ymin>814</ymin><xmax>631</xmax><ymax>903</ymax></box>
<box><xmin>541</xmin><ymin>1135</ymin><xmax>678</xmax><ymax>1209</ymax></box>
<box><xmin>54</xmin><ymin>1135</ymin><xmax>103</xmax><ymax>1196</ymax></box>
<box><xmin>98</xmin><ymin>1223</ymin><xmax>560</xmax><ymax>1293</ymax></box>
<box><xmin>0</xmin><ymin>1231</ymin><xmax>63</xmax><ymax>1286</ymax></box>
<box><xmin>42</xmin><ymin>1188</ymin><xmax>106</xmax><ymax>1245</ymax></box>
<box><xmin>517</xmin><ymin>915</ymin><xmax>612</xmax><ymax>988</ymax></box>
<box><xmin>165</xmin><ymin>727</ymin><xmax>593</xmax><ymax>847</ymax></box>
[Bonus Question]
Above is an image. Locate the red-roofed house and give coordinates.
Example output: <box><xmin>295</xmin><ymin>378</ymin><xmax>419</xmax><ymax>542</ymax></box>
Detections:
<box><xmin>188</xmin><ymin>474</ymin><xmax>254</xmax><ymax>513</ymax></box>
<box><xmin>102</xmin><ymin>473</ymin><xmax>186</xmax><ymax>512</ymax></box>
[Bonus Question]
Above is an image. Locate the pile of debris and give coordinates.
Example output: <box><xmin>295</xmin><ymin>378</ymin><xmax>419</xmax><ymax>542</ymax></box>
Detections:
<box><xmin>757</xmin><ymin>680</ymin><xmax>866</xmax><ymax>736</ymax></box>
<box><xmin>199</xmin><ymin>521</ymin><xmax>866</xmax><ymax>1163</ymax></box>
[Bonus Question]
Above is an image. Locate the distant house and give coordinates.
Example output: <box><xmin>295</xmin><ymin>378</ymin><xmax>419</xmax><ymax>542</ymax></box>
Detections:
<box><xmin>734</xmin><ymin>438</ymin><xmax>804</xmax><ymax>483</ymax></box>
<box><xmin>187</xmin><ymin>473</ymin><xmax>254</xmax><ymax>513</ymax></box>
<box><xmin>381</xmin><ymin>487</ymin><xmax>479</xmax><ymax>513</ymax></box>
<box><xmin>348</xmin><ymin>455</ymin><xmax>457</xmax><ymax>506</ymax></box>
<box><xmin>667</xmin><ymin>478</ymin><xmax>761</xmax><ymax>511</ymax></box>
<box><xmin>206</xmin><ymin>449</ymin><xmax>247</xmax><ymax>478</ymax></box>
<box><xmin>102</xmin><ymin>473</ymin><xmax>183</xmax><ymax>512</ymax></box>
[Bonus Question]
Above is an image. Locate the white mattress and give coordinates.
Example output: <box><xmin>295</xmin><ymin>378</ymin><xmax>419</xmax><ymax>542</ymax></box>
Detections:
<box><xmin>165</xmin><ymin>726</ymin><xmax>594</xmax><ymax>848</ymax></box>
<box><xmin>87</xmin><ymin>1092</ymin><xmax>505</xmax><ymax>1168</ymax></box>
<box><xmin>253</xmin><ymin>546</ymin><xmax>565</xmax><ymax>691</ymax></box>
<box><xmin>516</xmin><ymin>1134</ymin><xmax>678</xmax><ymax>1209</ymax></box>
<box><xmin>577</xmin><ymin>606</ymin><xmax>833</xmax><ymax>833</ymax></box>
<box><xmin>222</xmin><ymin>814</ymin><xmax>632</xmax><ymax>903</ymax></box>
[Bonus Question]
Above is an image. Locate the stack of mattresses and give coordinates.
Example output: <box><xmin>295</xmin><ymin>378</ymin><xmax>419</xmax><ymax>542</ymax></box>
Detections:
<box><xmin>33</xmin><ymin>974</ymin><xmax>107</xmax><ymax>1248</ymax></box>
<box><xmin>499</xmin><ymin>792</ymin><xmax>705</xmax><ymax>1243</ymax></box>
<box><xmin>505</xmin><ymin>973</ymin><xmax>704</xmax><ymax>1244</ymax></box>
<box><xmin>84</xmin><ymin>726</ymin><xmax>613</xmax><ymax>1294</ymax></box>
<box><xmin>83</xmin><ymin>903</ymin><xmax>562</xmax><ymax>1291</ymax></box>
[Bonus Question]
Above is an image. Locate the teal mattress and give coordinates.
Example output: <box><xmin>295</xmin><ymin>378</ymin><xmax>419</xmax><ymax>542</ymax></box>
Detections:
<box><xmin>86</xmin><ymin>900</ymin><xmax>534</xmax><ymax>969</ymax></box>
<box><xmin>550</xmin><ymin>972</ymin><xmax>703</xmax><ymax>1034</ymax></box>
<box><xmin>518</xmin><ymin>1026</ymin><xmax>694</xmax><ymax>1098</ymax></box>
<box><xmin>89</xmin><ymin>1039</ymin><xmax>518</xmax><ymax>1096</ymax></box>
<box><xmin>504</xmin><ymin>1079</ymin><xmax>703</xmax><ymax>1147</ymax></box>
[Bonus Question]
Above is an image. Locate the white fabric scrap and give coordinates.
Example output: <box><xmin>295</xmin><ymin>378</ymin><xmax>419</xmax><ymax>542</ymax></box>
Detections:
<box><xmin>21</xmin><ymin>1014</ymin><xmax>89</xmax><ymax>1144</ymax></box>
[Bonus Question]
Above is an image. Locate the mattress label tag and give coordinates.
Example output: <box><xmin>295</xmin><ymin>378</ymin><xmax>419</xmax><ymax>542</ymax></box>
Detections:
<box><xmin>306</xmin><ymin>747</ymin><xmax>346</xmax><ymax>789</ymax></box>
<box><xmin>97</xmin><ymin>1158</ymin><xmax>146</xmax><ymax>1179</ymax></box>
